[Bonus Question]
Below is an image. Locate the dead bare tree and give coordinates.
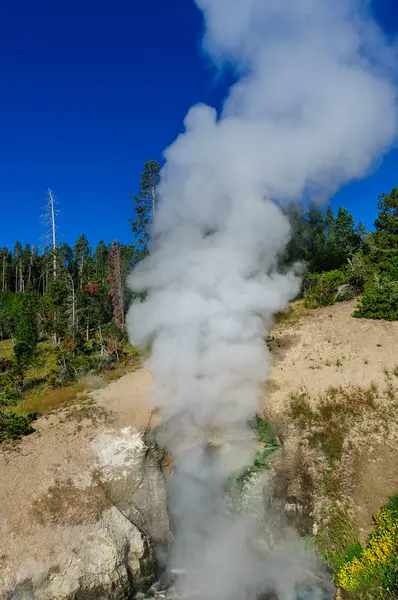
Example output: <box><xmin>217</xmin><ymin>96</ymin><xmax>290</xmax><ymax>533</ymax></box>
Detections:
<box><xmin>41</xmin><ymin>189</ymin><xmax>60</xmax><ymax>281</ymax></box>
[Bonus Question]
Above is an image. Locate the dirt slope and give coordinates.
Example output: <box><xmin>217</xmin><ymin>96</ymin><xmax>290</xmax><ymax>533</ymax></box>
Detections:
<box><xmin>265</xmin><ymin>300</ymin><xmax>398</xmax><ymax>418</ymax></box>
<box><xmin>264</xmin><ymin>300</ymin><xmax>398</xmax><ymax>541</ymax></box>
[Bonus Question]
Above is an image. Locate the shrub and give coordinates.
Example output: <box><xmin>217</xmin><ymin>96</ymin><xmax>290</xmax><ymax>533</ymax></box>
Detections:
<box><xmin>336</xmin><ymin>495</ymin><xmax>398</xmax><ymax>597</ymax></box>
<box><xmin>0</xmin><ymin>409</ymin><xmax>36</xmax><ymax>442</ymax></box>
<box><xmin>303</xmin><ymin>269</ymin><xmax>353</xmax><ymax>308</ymax></box>
<box><xmin>232</xmin><ymin>416</ymin><xmax>279</xmax><ymax>488</ymax></box>
<box><xmin>354</xmin><ymin>280</ymin><xmax>398</xmax><ymax>321</ymax></box>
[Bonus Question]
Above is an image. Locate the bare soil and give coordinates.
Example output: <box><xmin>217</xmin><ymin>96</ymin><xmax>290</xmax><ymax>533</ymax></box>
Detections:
<box><xmin>264</xmin><ymin>300</ymin><xmax>398</xmax><ymax>541</ymax></box>
<box><xmin>265</xmin><ymin>300</ymin><xmax>398</xmax><ymax>417</ymax></box>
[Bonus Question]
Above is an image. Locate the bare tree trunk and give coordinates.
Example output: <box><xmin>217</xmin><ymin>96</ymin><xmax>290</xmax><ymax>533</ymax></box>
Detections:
<box><xmin>48</xmin><ymin>189</ymin><xmax>57</xmax><ymax>280</ymax></box>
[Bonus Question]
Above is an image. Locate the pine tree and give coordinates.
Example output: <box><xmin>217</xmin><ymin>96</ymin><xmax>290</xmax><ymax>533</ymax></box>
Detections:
<box><xmin>130</xmin><ymin>160</ymin><xmax>161</xmax><ymax>262</ymax></box>
<box><xmin>368</xmin><ymin>187</ymin><xmax>398</xmax><ymax>280</ymax></box>
<box><xmin>374</xmin><ymin>188</ymin><xmax>398</xmax><ymax>250</ymax></box>
<box><xmin>13</xmin><ymin>241</ymin><xmax>23</xmax><ymax>292</ymax></box>
<box><xmin>94</xmin><ymin>240</ymin><xmax>109</xmax><ymax>283</ymax></box>
<box><xmin>73</xmin><ymin>234</ymin><xmax>92</xmax><ymax>288</ymax></box>
<box><xmin>330</xmin><ymin>207</ymin><xmax>361</xmax><ymax>259</ymax></box>
<box><xmin>108</xmin><ymin>241</ymin><xmax>125</xmax><ymax>329</ymax></box>
<box><xmin>13</xmin><ymin>292</ymin><xmax>39</xmax><ymax>382</ymax></box>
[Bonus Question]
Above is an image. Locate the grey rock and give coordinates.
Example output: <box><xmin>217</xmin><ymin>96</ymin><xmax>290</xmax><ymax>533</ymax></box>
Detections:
<box><xmin>5</xmin><ymin>429</ymin><xmax>169</xmax><ymax>600</ymax></box>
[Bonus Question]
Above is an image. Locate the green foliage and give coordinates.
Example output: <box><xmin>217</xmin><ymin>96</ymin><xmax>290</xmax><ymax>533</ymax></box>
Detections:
<box><xmin>283</xmin><ymin>204</ymin><xmax>363</xmax><ymax>274</ymax></box>
<box><xmin>284</xmin><ymin>189</ymin><xmax>398</xmax><ymax>321</ymax></box>
<box><xmin>0</xmin><ymin>410</ymin><xmax>36</xmax><ymax>442</ymax></box>
<box><xmin>336</xmin><ymin>495</ymin><xmax>398</xmax><ymax>598</ymax></box>
<box><xmin>315</xmin><ymin>508</ymin><xmax>362</xmax><ymax>573</ymax></box>
<box><xmin>248</xmin><ymin>414</ymin><xmax>278</xmax><ymax>446</ymax></box>
<box><xmin>354</xmin><ymin>281</ymin><xmax>398</xmax><ymax>321</ymax></box>
<box><xmin>233</xmin><ymin>415</ymin><xmax>279</xmax><ymax>488</ymax></box>
<box><xmin>130</xmin><ymin>159</ymin><xmax>161</xmax><ymax>262</ymax></box>
<box><xmin>13</xmin><ymin>292</ymin><xmax>39</xmax><ymax>371</ymax></box>
<box><xmin>303</xmin><ymin>269</ymin><xmax>354</xmax><ymax>308</ymax></box>
<box><xmin>373</xmin><ymin>187</ymin><xmax>398</xmax><ymax>251</ymax></box>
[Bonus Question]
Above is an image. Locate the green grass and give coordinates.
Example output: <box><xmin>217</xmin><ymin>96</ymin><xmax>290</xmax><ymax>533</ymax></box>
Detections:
<box><xmin>232</xmin><ymin>415</ymin><xmax>279</xmax><ymax>488</ymax></box>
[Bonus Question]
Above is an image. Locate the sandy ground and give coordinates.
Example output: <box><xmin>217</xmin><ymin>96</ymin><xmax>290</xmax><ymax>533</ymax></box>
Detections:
<box><xmin>265</xmin><ymin>300</ymin><xmax>398</xmax><ymax>417</ymax></box>
<box><xmin>90</xmin><ymin>368</ymin><xmax>155</xmax><ymax>429</ymax></box>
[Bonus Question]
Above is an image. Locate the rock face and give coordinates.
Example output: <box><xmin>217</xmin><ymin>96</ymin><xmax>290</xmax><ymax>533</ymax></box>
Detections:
<box><xmin>9</xmin><ymin>507</ymin><xmax>147</xmax><ymax>600</ymax></box>
<box><xmin>2</xmin><ymin>426</ymin><xmax>169</xmax><ymax>600</ymax></box>
<box><xmin>92</xmin><ymin>427</ymin><xmax>170</xmax><ymax>547</ymax></box>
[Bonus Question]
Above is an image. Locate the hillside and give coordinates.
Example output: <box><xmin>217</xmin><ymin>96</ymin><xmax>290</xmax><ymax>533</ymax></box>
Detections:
<box><xmin>0</xmin><ymin>301</ymin><xmax>397</xmax><ymax>598</ymax></box>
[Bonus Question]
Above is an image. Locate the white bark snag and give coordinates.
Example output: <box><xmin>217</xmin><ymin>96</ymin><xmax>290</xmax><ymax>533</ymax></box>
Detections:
<box><xmin>48</xmin><ymin>189</ymin><xmax>57</xmax><ymax>279</ymax></box>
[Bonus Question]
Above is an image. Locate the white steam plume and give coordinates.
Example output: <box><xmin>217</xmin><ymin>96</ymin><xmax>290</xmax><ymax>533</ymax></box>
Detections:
<box><xmin>127</xmin><ymin>1</ymin><xmax>397</xmax><ymax>598</ymax></box>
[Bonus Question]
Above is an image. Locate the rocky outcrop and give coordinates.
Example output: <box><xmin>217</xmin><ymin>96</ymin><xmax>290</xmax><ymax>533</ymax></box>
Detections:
<box><xmin>8</xmin><ymin>507</ymin><xmax>148</xmax><ymax>600</ymax></box>
<box><xmin>92</xmin><ymin>427</ymin><xmax>170</xmax><ymax>547</ymax></box>
<box><xmin>3</xmin><ymin>426</ymin><xmax>169</xmax><ymax>600</ymax></box>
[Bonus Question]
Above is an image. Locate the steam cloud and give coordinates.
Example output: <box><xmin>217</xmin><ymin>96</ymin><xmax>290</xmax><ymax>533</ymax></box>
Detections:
<box><xmin>127</xmin><ymin>1</ymin><xmax>397</xmax><ymax>598</ymax></box>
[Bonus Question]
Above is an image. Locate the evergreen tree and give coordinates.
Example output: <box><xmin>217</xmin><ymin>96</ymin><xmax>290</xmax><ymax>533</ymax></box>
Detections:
<box><xmin>366</xmin><ymin>187</ymin><xmax>398</xmax><ymax>281</ymax></box>
<box><xmin>73</xmin><ymin>234</ymin><xmax>92</xmax><ymax>288</ymax></box>
<box><xmin>13</xmin><ymin>241</ymin><xmax>23</xmax><ymax>292</ymax></box>
<box><xmin>94</xmin><ymin>240</ymin><xmax>109</xmax><ymax>283</ymax></box>
<box><xmin>13</xmin><ymin>292</ymin><xmax>39</xmax><ymax>374</ymax></box>
<box><xmin>330</xmin><ymin>207</ymin><xmax>362</xmax><ymax>260</ymax></box>
<box><xmin>373</xmin><ymin>187</ymin><xmax>398</xmax><ymax>250</ymax></box>
<box><xmin>108</xmin><ymin>241</ymin><xmax>125</xmax><ymax>329</ymax></box>
<box><xmin>130</xmin><ymin>160</ymin><xmax>161</xmax><ymax>262</ymax></box>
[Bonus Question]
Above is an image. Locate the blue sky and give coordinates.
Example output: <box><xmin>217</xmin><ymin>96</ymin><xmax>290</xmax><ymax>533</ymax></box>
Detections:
<box><xmin>1</xmin><ymin>0</ymin><xmax>398</xmax><ymax>250</ymax></box>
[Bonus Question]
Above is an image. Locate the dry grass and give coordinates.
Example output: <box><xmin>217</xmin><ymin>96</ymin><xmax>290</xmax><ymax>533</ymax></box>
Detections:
<box><xmin>102</xmin><ymin>366</ymin><xmax>128</xmax><ymax>383</ymax></box>
<box><xmin>102</xmin><ymin>354</ymin><xmax>142</xmax><ymax>384</ymax></box>
<box><xmin>283</xmin><ymin>379</ymin><xmax>398</xmax><ymax>575</ymax></box>
<box><xmin>13</xmin><ymin>380</ymin><xmax>89</xmax><ymax>415</ymax></box>
<box><xmin>0</xmin><ymin>339</ymin><xmax>13</xmax><ymax>359</ymax></box>
<box><xmin>289</xmin><ymin>384</ymin><xmax>382</xmax><ymax>463</ymax></box>
<box><xmin>64</xmin><ymin>395</ymin><xmax>110</xmax><ymax>424</ymax></box>
<box><xmin>13</xmin><ymin>355</ymin><xmax>143</xmax><ymax>416</ymax></box>
<box><xmin>31</xmin><ymin>478</ymin><xmax>110</xmax><ymax>526</ymax></box>
<box><xmin>274</xmin><ymin>300</ymin><xmax>310</xmax><ymax>329</ymax></box>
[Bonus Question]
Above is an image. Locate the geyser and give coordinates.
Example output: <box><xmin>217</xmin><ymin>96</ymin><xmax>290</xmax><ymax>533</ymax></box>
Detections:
<box><xmin>127</xmin><ymin>1</ymin><xmax>398</xmax><ymax>599</ymax></box>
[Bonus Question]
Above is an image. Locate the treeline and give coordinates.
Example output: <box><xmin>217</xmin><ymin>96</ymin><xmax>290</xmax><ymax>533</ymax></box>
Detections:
<box><xmin>0</xmin><ymin>238</ymin><xmax>133</xmax><ymax>342</ymax></box>
<box><xmin>0</xmin><ymin>162</ymin><xmax>161</xmax><ymax>442</ymax></box>
<box><xmin>0</xmin><ymin>160</ymin><xmax>162</xmax><ymax>345</ymax></box>
<box><xmin>1</xmin><ymin>170</ymin><xmax>397</xmax><ymax>350</ymax></box>
<box><xmin>284</xmin><ymin>188</ymin><xmax>398</xmax><ymax>320</ymax></box>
